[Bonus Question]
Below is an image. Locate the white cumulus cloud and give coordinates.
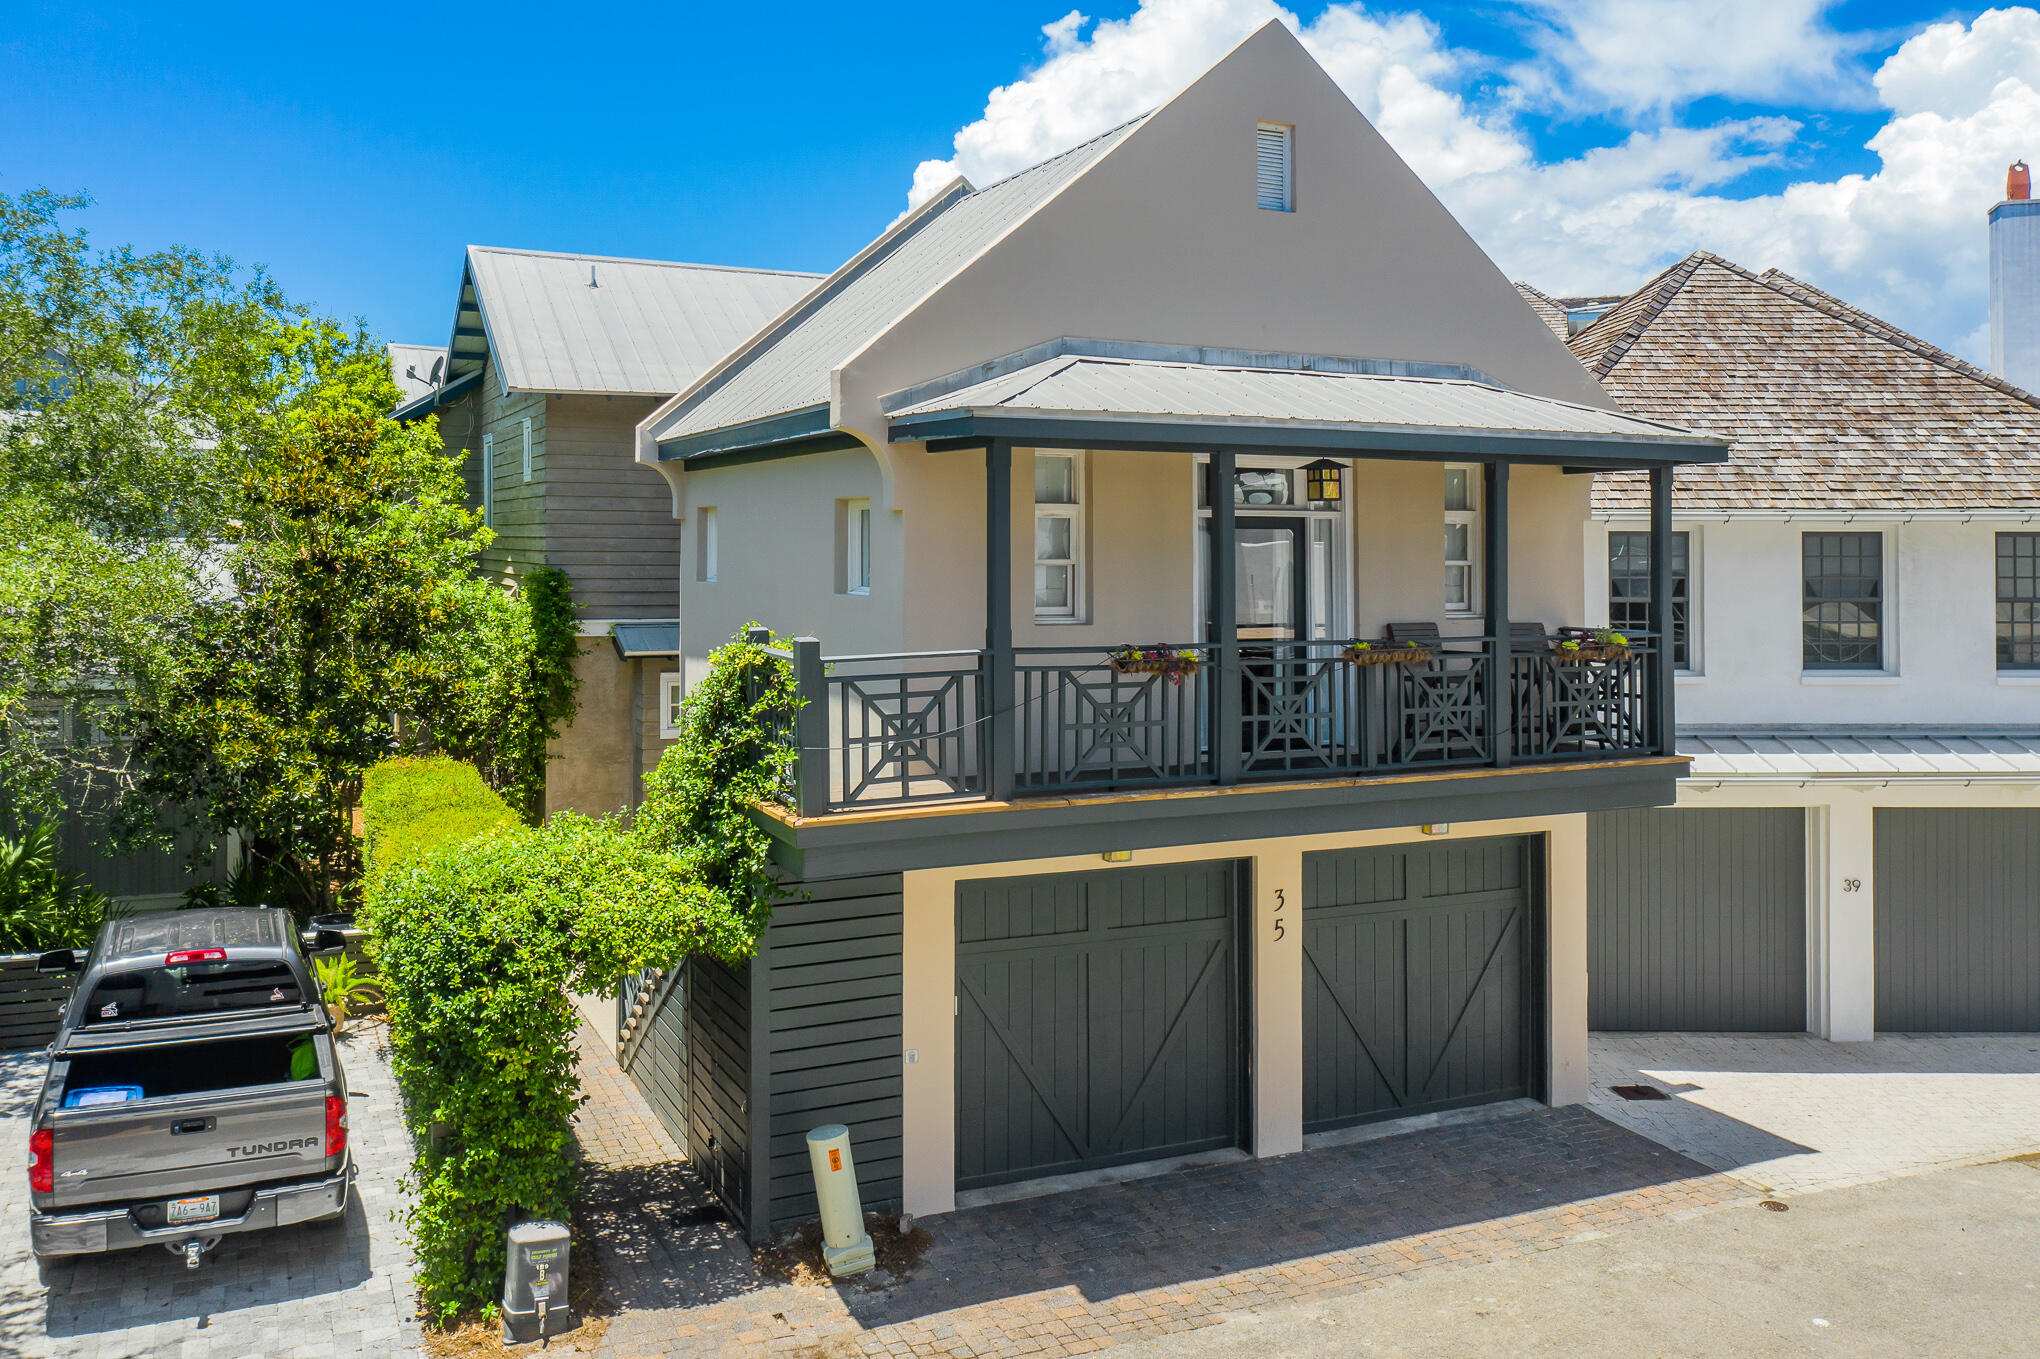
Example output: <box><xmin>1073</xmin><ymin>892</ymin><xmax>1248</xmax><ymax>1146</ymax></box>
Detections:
<box><xmin>903</xmin><ymin>1</ymin><xmax>2040</xmax><ymax>363</ymax></box>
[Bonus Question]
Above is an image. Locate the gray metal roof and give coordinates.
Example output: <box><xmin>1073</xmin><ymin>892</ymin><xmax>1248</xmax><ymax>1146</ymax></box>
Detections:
<box><xmin>388</xmin><ymin>344</ymin><xmax>446</xmax><ymax>403</ymax></box>
<box><xmin>610</xmin><ymin>622</ymin><xmax>679</xmax><ymax>659</ymax></box>
<box><xmin>886</xmin><ymin>354</ymin><xmax>1723</xmax><ymax>456</ymax></box>
<box><xmin>1683</xmin><ymin>730</ymin><xmax>2040</xmax><ymax>782</ymax></box>
<box><xmin>652</xmin><ymin>116</ymin><xmax>1148</xmax><ymax>444</ymax></box>
<box><xmin>461</xmin><ymin>247</ymin><xmax>821</xmax><ymax>396</ymax></box>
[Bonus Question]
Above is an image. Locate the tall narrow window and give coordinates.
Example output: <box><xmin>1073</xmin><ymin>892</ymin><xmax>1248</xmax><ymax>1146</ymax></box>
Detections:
<box><xmin>1609</xmin><ymin>531</ymin><xmax>1692</xmax><ymax>668</ymax></box>
<box><xmin>1803</xmin><ymin>532</ymin><xmax>1883</xmax><ymax>670</ymax></box>
<box><xmin>520</xmin><ymin>416</ymin><xmax>533</xmax><ymax>481</ymax></box>
<box><xmin>696</xmin><ymin>507</ymin><xmax>717</xmax><ymax>583</ymax></box>
<box><xmin>839</xmin><ymin>497</ymin><xmax>872</xmax><ymax>595</ymax></box>
<box><xmin>1256</xmin><ymin>122</ymin><xmax>1293</xmax><ymax>211</ymax></box>
<box><xmin>1034</xmin><ymin>452</ymin><xmax>1082</xmax><ymax>620</ymax></box>
<box><xmin>657</xmin><ymin>673</ymin><xmax>684</xmax><ymax>739</ymax></box>
<box><xmin>2000</xmin><ymin>532</ymin><xmax>2039</xmax><ymax>670</ymax></box>
<box><xmin>480</xmin><ymin>432</ymin><xmax>495</xmax><ymax>527</ymax></box>
<box><xmin>1443</xmin><ymin>465</ymin><xmax>1479</xmax><ymax>614</ymax></box>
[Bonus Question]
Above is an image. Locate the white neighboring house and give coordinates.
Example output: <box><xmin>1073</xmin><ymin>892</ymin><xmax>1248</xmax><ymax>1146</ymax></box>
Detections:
<box><xmin>1525</xmin><ymin>253</ymin><xmax>2040</xmax><ymax>1042</ymax></box>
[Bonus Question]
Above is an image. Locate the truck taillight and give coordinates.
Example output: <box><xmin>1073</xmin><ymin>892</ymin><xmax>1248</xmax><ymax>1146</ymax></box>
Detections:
<box><xmin>325</xmin><ymin>1096</ymin><xmax>347</xmax><ymax>1158</ymax></box>
<box><xmin>29</xmin><ymin>1129</ymin><xmax>52</xmax><ymax>1193</ymax></box>
<box><xmin>165</xmin><ymin>949</ymin><xmax>227</xmax><ymax>965</ymax></box>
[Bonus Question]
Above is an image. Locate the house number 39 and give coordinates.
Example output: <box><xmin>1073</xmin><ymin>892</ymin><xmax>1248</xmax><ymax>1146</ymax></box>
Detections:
<box><xmin>1841</xmin><ymin>878</ymin><xmax>1863</xmax><ymax>892</ymax></box>
<box><xmin>1272</xmin><ymin>887</ymin><xmax>1287</xmax><ymax>941</ymax></box>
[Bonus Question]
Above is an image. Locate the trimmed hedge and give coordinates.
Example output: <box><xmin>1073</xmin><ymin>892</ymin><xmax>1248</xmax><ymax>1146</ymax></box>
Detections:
<box><xmin>359</xmin><ymin>755</ymin><xmax>752</xmax><ymax>1322</ymax></box>
<box><xmin>361</xmin><ymin>756</ymin><xmax>519</xmax><ymax>878</ymax></box>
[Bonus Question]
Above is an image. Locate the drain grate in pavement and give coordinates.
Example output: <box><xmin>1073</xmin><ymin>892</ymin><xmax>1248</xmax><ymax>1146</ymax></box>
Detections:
<box><xmin>1609</xmin><ymin>1084</ymin><xmax>1671</xmax><ymax>1101</ymax></box>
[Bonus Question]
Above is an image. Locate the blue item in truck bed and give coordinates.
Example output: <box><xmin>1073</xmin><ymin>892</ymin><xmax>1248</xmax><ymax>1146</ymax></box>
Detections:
<box><xmin>63</xmin><ymin>1086</ymin><xmax>143</xmax><ymax>1108</ymax></box>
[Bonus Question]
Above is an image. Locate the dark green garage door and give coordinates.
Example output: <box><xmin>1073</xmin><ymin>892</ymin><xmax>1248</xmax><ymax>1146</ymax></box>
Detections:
<box><xmin>1588</xmin><ymin>808</ymin><xmax>1807</xmax><ymax>1031</ymax></box>
<box><xmin>955</xmin><ymin>861</ymin><xmax>1244</xmax><ymax>1190</ymax></box>
<box><xmin>1876</xmin><ymin>809</ymin><xmax>2040</xmax><ymax>1031</ymax></box>
<box><xmin>1303</xmin><ymin>837</ymin><xmax>1539</xmax><ymax>1133</ymax></box>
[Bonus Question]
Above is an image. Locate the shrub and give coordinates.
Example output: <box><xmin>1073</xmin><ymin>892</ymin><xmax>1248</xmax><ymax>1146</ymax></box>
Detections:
<box><xmin>0</xmin><ymin>821</ymin><xmax>113</xmax><ymax>953</ymax></box>
<box><xmin>360</xmin><ymin>761</ymin><xmax>746</xmax><ymax>1321</ymax></box>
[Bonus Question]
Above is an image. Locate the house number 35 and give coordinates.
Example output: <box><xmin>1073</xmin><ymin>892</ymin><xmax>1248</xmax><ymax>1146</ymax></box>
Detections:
<box><xmin>1272</xmin><ymin>888</ymin><xmax>1287</xmax><ymax>941</ymax></box>
<box><xmin>1841</xmin><ymin>878</ymin><xmax>1863</xmax><ymax>892</ymax></box>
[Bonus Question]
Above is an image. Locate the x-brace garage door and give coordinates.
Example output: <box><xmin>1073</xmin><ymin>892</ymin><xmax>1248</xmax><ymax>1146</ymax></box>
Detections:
<box><xmin>1303</xmin><ymin>837</ymin><xmax>1540</xmax><ymax>1133</ymax></box>
<box><xmin>955</xmin><ymin>861</ymin><xmax>1244</xmax><ymax>1190</ymax></box>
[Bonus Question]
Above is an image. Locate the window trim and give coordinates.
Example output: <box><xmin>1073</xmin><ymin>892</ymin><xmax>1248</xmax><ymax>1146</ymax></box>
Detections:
<box><xmin>839</xmin><ymin>497</ymin><xmax>872</xmax><ymax>596</ymax></box>
<box><xmin>657</xmin><ymin>671</ymin><xmax>684</xmax><ymax>740</ymax></box>
<box><xmin>696</xmin><ymin>506</ymin><xmax>717</xmax><ymax>584</ymax></box>
<box><xmin>1607</xmin><ymin>528</ymin><xmax>1697</xmax><ymax>672</ymax></box>
<box><xmin>480</xmin><ymin>432</ymin><xmax>495</xmax><ymax>527</ymax></box>
<box><xmin>1255</xmin><ymin>121</ymin><xmax>1293</xmax><ymax>212</ymax></box>
<box><xmin>1443</xmin><ymin>464</ymin><xmax>1479</xmax><ymax>616</ymax></box>
<box><xmin>1801</xmin><ymin>529</ymin><xmax>1888</xmax><ymax>673</ymax></box>
<box><xmin>1033</xmin><ymin>452</ymin><xmax>1083</xmax><ymax>621</ymax></box>
<box><xmin>520</xmin><ymin>416</ymin><xmax>533</xmax><ymax>482</ymax></box>
<box><xmin>1999</xmin><ymin>530</ymin><xmax>2040</xmax><ymax>672</ymax></box>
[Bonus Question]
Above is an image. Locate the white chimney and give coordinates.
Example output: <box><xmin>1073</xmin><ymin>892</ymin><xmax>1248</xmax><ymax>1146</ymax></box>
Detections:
<box><xmin>1990</xmin><ymin>159</ymin><xmax>2040</xmax><ymax>391</ymax></box>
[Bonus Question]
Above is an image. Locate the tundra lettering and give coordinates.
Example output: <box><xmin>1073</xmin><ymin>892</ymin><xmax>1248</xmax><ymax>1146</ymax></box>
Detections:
<box><xmin>227</xmin><ymin>1135</ymin><xmax>320</xmax><ymax>1158</ymax></box>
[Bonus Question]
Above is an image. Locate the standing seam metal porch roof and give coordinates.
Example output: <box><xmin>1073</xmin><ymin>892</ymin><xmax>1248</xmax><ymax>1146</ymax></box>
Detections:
<box><xmin>1683</xmin><ymin>730</ymin><xmax>2040</xmax><ymax>781</ymax></box>
<box><xmin>649</xmin><ymin>116</ymin><xmax>1150</xmax><ymax>445</ymax></box>
<box><xmin>884</xmin><ymin>354</ymin><xmax>1728</xmax><ymax>462</ymax></box>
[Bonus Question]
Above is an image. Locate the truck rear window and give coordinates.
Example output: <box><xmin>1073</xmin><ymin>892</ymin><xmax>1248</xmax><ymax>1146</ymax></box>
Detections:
<box><xmin>81</xmin><ymin>961</ymin><xmax>305</xmax><ymax>1024</ymax></box>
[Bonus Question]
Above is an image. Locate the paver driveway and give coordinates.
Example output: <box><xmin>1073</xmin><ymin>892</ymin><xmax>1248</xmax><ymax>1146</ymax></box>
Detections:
<box><xmin>0</xmin><ymin>1022</ymin><xmax>423</xmax><ymax>1359</ymax></box>
<box><xmin>1589</xmin><ymin>1031</ymin><xmax>2040</xmax><ymax>1194</ymax></box>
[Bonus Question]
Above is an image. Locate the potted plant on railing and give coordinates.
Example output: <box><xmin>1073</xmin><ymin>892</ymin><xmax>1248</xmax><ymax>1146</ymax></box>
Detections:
<box><xmin>1110</xmin><ymin>645</ymin><xmax>1202</xmax><ymax>684</ymax></box>
<box><xmin>1342</xmin><ymin>638</ymin><xmax>1434</xmax><ymax>666</ymax></box>
<box><xmin>1553</xmin><ymin>628</ymin><xmax>1631</xmax><ymax>663</ymax></box>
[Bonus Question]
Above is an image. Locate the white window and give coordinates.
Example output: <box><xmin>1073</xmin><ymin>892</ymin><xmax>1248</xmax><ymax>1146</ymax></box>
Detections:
<box><xmin>480</xmin><ymin>432</ymin><xmax>495</xmax><ymax>527</ymax></box>
<box><xmin>696</xmin><ymin>507</ymin><xmax>717</xmax><ymax>583</ymax></box>
<box><xmin>1443</xmin><ymin>465</ymin><xmax>1480</xmax><ymax>614</ymax></box>
<box><xmin>838</xmin><ymin>498</ymin><xmax>871</xmax><ymax>595</ymax></box>
<box><xmin>1034</xmin><ymin>452</ymin><xmax>1083</xmax><ymax>620</ymax></box>
<box><xmin>1256</xmin><ymin>122</ymin><xmax>1293</xmax><ymax>212</ymax></box>
<box><xmin>657</xmin><ymin>672</ymin><xmax>684</xmax><ymax>739</ymax></box>
<box><xmin>520</xmin><ymin>416</ymin><xmax>533</xmax><ymax>482</ymax></box>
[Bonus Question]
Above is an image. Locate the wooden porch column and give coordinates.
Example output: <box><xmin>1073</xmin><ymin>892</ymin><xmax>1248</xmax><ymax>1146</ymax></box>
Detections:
<box><xmin>1483</xmin><ymin>460</ymin><xmax>1512</xmax><ymax>768</ymax></box>
<box><xmin>1648</xmin><ymin>464</ymin><xmax>1676</xmax><ymax>756</ymax></box>
<box><xmin>984</xmin><ymin>439</ymin><xmax>1017</xmax><ymax>801</ymax></box>
<box><xmin>1210</xmin><ymin>450</ymin><xmax>1241</xmax><ymax>785</ymax></box>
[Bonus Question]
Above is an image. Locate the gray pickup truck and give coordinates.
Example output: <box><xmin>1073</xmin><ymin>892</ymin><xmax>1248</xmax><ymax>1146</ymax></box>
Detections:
<box><xmin>27</xmin><ymin>908</ymin><xmax>353</xmax><ymax>1275</ymax></box>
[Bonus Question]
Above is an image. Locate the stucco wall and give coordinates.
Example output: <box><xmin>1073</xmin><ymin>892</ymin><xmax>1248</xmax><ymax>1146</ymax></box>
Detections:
<box><xmin>897</xmin><ymin>811</ymin><xmax>1590</xmax><ymax>1219</ymax></box>
<box><xmin>1586</xmin><ymin>516</ymin><xmax>2039</xmax><ymax>726</ymax></box>
<box><xmin>545</xmin><ymin>640</ymin><xmax>637</xmax><ymax>818</ymax></box>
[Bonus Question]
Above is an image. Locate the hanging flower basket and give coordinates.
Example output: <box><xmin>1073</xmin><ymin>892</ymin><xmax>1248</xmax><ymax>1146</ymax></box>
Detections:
<box><xmin>1110</xmin><ymin>646</ymin><xmax>1201</xmax><ymax>683</ymax></box>
<box><xmin>1343</xmin><ymin>641</ymin><xmax>1433</xmax><ymax>666</ymax></box>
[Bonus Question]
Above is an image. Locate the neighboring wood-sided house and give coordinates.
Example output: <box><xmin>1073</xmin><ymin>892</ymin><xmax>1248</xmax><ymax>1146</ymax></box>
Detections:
<box><xmin>614</xmin><ymin>23</ymin><xmax>1726</xmax><ymax>1242</ymax></box>
<box><xmin>395</xmin><ymin>249</ymin><xmax>818</xmax><ymax>814</ymax></box>
<box><xmin>1545</xmin><ymin>252</ymin><xmax>2040</xmax><ymax>1040</ymax></box>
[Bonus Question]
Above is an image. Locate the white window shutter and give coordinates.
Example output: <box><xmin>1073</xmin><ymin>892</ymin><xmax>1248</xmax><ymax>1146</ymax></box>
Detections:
<box><xmin>1256</xmin><ymin>123</ymin><xmax>1292</xmax><ymax>211</ymax></box>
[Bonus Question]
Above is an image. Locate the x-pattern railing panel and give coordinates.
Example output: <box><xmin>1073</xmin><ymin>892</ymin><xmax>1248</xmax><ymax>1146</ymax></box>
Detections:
<box><xmin>1015</xmin><ymin>646</ymin><xmax>1214</xmax><ymax>791</ymax></box>
<box><xmin>824</xmin><ymin>657</ymin><xmax>986</xmax><ymax>808</ymax></box>
<box><xmin>1510</xmin><ymin>640</ymin><xmax>1654</xmax><ymax>761</ymax></box>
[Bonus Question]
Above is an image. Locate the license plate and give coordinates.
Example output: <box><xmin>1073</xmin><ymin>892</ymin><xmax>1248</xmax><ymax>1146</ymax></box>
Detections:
<box><xmin>167</xmin><ymin>1195</ymin><xmax>219</xmax><ymax>1225</ymax></box>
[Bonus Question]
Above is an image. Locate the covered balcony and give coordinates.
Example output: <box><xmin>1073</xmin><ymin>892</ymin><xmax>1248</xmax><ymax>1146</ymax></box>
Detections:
<box><xmin>748</xmin><ymin>351</ymin><xmax>1726</xmax><ymax>823</ymax></box>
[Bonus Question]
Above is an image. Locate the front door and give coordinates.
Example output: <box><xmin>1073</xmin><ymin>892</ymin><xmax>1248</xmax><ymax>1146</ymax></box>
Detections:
<box><xmin>1237</xmin><ymin>519</ymin><xmax>1326</xmax><ymax>764</ymax></box>
<box><xmin>1236</xmin><ymin>519</ymin><xmax>1308</xmax><ymax>642</ymax></box>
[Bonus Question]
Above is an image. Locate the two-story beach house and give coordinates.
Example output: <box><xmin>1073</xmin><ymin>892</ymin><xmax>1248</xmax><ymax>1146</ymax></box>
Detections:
<box><xmin>1548</xmin><ymin>252</ymin><xmax>2040</xmax><ymax>1044</ymax></box>
<box><xmin>610</xmin><ymin>23</ymin><xmax>1726</xmax><ymax>1241</ymax></box>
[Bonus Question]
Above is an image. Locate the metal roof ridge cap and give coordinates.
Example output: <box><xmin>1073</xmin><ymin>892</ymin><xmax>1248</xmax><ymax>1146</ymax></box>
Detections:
<box><xmin>465</xmin><ymin>244</ymin><xmax>823</xmax><ymax>278</ymax></box>
<box><xmin>642</xmin><ymin>179</ymin><xmax>977</xmax><ymax>448</ymax></box>
<box><xmin>893</xmin><ymin>404</ymin><xmax>1729</xmax><ymax>445</ymax></box>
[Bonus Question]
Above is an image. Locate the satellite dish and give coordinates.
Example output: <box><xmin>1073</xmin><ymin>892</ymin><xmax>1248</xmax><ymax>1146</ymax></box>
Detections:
<box><xmin>429</xmin><ymin>356</ymin><xmax>445</xmax><ymax>384</ymax></box>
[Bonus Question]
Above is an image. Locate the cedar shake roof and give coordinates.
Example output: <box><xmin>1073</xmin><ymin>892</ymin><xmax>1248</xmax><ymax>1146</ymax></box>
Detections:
<box><xmin>1573</xmin><ymin>252</ymin><xmax>2040</xmax><ymax>511</ymax></box>
<box><xmin>1514</xmin><ymin>282</ymin><xmax>1569</xmax><ymax>339</ymax></box>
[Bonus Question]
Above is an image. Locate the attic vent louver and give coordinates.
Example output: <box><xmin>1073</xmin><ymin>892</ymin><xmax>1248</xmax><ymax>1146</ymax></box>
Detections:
<box><xmin>1256</xmin><ymin>123</ymin><xmax>1292</xmax><ymax>212</ymax></box>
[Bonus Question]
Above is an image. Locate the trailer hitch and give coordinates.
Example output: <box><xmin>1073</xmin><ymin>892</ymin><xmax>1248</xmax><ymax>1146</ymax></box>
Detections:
<box><xmin>168</xmin><ymin>1236</ymin><xmax>222</xmax><ymax>1270</ymax></box>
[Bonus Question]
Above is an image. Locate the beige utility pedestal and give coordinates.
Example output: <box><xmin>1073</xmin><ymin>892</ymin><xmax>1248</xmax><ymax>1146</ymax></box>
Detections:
<box><xmin>806</xmin><ymin>1124</ymin><xmax>875</xmax><ymax>1276</ymax></box>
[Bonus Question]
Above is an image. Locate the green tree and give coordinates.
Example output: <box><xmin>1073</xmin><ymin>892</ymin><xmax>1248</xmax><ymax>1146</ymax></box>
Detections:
<box><xmin>126</xmin><ymin>348</ymin><xmax>530</xmax><ymax>910</ymax></box>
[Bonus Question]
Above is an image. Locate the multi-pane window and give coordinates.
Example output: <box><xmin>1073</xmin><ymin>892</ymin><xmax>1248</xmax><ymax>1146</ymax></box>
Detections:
<box><xmin>1802</xmin><ymin>532</ymin><xmax>1884</xmax><ymax>670</ymax></box>
<box><xmin>1034</xmin><ymin>453</ymin><xmax>1082</xmax><ymax>619</ymax></box>
<box><xmin>658</xmin><ymin>673</ymin><xmax>684</xmax><ymax>739</ymax></box>
<box><xmin>1609</xmin><ymin>531</ymin><xmax>1692</xmax><ymax>668</ymax></box>
<box><xmin>2000</xmin><ymin>532</ymin><xmax>2040</xmax><ymax>670</ymax></box>
<box><xmin>1443</xmin><ymin>465</ymin><xmax>1479</xmax><ymax>614</ymax></box>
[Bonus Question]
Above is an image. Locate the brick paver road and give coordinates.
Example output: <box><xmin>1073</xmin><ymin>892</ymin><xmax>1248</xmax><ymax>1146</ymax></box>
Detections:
<box><xmin>0</xmin><ymin>1022</ymin><xmax>423</xmax><ymax>1359</ymax></box>
<box><xmin>571</xmin><ymin>1019</ymin><xmax>1750</xmax><ymax>1359</ymax></box>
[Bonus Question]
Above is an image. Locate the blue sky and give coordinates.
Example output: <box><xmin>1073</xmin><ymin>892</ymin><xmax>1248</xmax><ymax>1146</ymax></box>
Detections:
<box><xmin>0</xmin><ymin>2</ymin><xmax>2021</xmax><ymax>357</ymax></box>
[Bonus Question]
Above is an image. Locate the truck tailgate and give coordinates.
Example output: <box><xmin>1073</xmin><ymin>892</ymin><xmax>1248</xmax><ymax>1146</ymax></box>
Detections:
<box><xmin>48</xmin><ymin>1081</ymin><xmax>334</xmax><ymax>1210</ymax></box>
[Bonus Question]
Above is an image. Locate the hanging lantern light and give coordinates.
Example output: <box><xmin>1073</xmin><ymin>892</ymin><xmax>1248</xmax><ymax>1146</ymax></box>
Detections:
<box><xmin>1303</xmin><ymin>458</ymin><xmax>1344</xmax><ymax>504</ymax></box>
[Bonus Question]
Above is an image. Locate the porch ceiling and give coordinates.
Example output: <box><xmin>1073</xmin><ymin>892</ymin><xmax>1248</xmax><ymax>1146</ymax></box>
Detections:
<box><xmin>885</xmin><ymin>354</ymin><xmax>1728</xmax><ymax>468</ymax></box>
